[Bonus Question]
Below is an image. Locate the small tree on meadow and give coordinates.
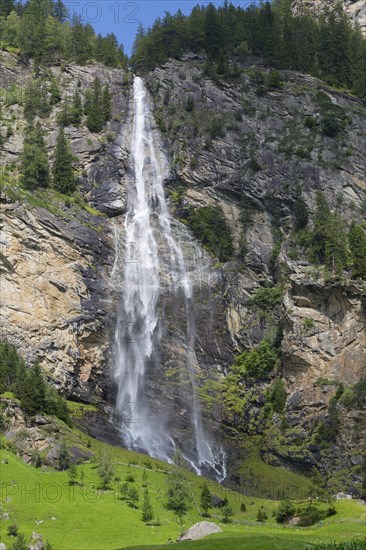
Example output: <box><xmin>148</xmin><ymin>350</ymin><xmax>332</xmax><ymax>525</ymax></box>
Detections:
<box><xmin>221</xmin><ymin>505</ymin><xmax>233</xmax><ymax>524</ymax></box>
<box><xmin>200</xmin><ymin>482</ymin><xmax>212</xmax><ymax>517</ymax></box>
<box><xmin>127</xmin><ymin>485</ymin><xmax>139</xmax><ymax>508</ymax></box>
<box><xmin>97</xmin><ymin>451</ymin><xmax>115</xmax><ymax>490</ymax></box>
<box><xmin>141</xmin><ymin>487</ymin><xmax>153</xmax><ymax>522</ymax></box>
<box><xmin>58</xmin><ymin>441</ymin><xmax>70</xmax><ymax>471</ymax></box>
<box><xmin>67</xmin><ymin>463</ymin><xmax>78</xmax><ymax>485</ymax></box>
<box><xmin>166</xmin><ymin>450</ymin><xmax>190</xmax><ymax>525</ymax></box>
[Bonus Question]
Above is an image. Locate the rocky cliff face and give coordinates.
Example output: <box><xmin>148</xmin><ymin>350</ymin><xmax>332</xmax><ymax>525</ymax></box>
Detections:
<box><xmin>1</xmin><ymin>50</ymin><xmax>365</xmax><ymax>492</ymax></box>
<box><xmin>145</xmin><ymin>55</ymin><xmax>366</xmax><ymax>491</ymax></box>
<box><xmin>292</xmin><ymin>0</ymin><xmax>366</xmax><ymax>35</ymax></box>
<box><xmin>0</xmin><ymin>51</ymin><xmax>129</xmax><ymax>402</ymax></box>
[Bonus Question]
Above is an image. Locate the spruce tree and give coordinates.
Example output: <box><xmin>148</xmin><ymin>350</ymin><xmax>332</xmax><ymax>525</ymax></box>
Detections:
<box><xmin>20</xmin><ymin>122</ymin><xmax>50</xmax><ymax>190</ymax></box>
<box><xmin>349</xmin><ymin>223</ymin><xmax>366</xmax><ymax>279</ymax></box>
<box><xmin>200</xmin><ymin>482</ymin><xmax>211</xmax><ymax>517</ymax></box>
<box><xmin>166</xmin><ymin>450</ymin><xmax>190</xmax><ymax>524</ymax></box>
<box><xmin>52</xmin><ymin>128</ymin><xmax>76</xmax><ymax>194</ymax></box>
<box><xmin>141</xmin><ymin>488</ymin><xmax>153</xmax><ymax>522</ymax></box>
<box><xmin>85</xmin><ymin>77</ymin><xmax>104</xmax><ymax>132</ymax></box>
<box><xmin>102</xmin><ymin>84</ymin><xmax>112</xmax><ymax>122</ymax></box>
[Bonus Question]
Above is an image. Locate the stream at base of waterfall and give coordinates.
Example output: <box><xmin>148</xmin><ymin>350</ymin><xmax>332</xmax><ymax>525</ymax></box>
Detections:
<box><xmin>112</xmin><ymin>76</ymin><xmax>226</xmax><ymax>482</ymax></box>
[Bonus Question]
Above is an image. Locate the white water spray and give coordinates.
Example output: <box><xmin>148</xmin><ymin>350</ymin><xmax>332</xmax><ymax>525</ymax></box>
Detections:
<box><xmin>113</xmin><ymin>77</ymin><xmax>226</xmax><ymax>481</ymax></box>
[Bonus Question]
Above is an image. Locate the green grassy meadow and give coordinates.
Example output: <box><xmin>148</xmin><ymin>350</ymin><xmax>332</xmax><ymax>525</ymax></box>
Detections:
<box><xmin>0</xmin><ymin>427</ymin><xmax>365</xmax><ymax>550</ymax></box>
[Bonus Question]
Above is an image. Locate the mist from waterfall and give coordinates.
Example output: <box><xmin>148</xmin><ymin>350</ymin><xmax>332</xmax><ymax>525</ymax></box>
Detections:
<box><xmin>113</xmin><ymin>76</ymin><xmax>225</xmax><ymax>481</ymax></box>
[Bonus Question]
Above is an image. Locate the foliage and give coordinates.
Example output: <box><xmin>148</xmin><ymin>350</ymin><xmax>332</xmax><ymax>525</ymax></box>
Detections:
<box><xmin>257</xmin><ymin>505</ymin><xmax>268</xmax><ymax>522</ymax></box>
<box><xmin>268</xmin><ymin>379</ymin><xmax>287</xmax><ymax>413</ymax></box>
<box><xmin>141</xmin><ymin>487</ymin><xmax>153</xmax><ymax>522</ymax></box>
<box><xmin>97</xmin><ymin>451</ymin><xmax>115</xmax><ymax>489</ymax></box>
<box><xmin>221</xmin><ymin>505</ymin><xmax>233</xmax><ymax>523</ymax></box>
<box><xmin>67</xmin><ymin>463</ymin><xmax>78</xmax><ymax>485</ymax></box>
<box><xmin>200</xmin><ymin>482</ymin><xmax>211</xmax><ymax>517</ymax></box>
<box><xmin>188</xmin><ymin>205</ymin><xmax>233</xmax><ymax>262</ymax></box>
<box><xmin>166</xmin><ymin>450</ymin><xmax>190</xmax><ymax>524</ymax></box>
<box><xmin>57</xmin><ymin>91</ymin><xmax>83</xmax><ymax>127</ymax></box>
<box><xmin>232</xmin><ymin>340</ymin><xmax>279</xmax><ymax>380</ymax></box>
<box><xmin>0</xmin><ymin>340</ymin><xmax>70</xmax><ymax>424</ymax></box>
<box><xmin>275</xmin><ymin>500</ymin><xmax>296</xmax><ymax>523</ymax></box>
<box><xmin>24</xmin><ymin>78</ymin><xmax>52</xmax><ymax>120</ymax></box>
<box><xmin>293</xmin><ymin>190</ymin><xmax>309</xmax><ymax>231</ymax></box>
<box><xmin>84</xmin><ymin>78</ymin><xmax>112</xmax><ymax>133</ymax></box>
<box><xmin>20</xmin><ymin>122</ymin><xmax>50</xmax><ymax>190</ymax></box>
<box><xmin>57</xmin><ymin>441</ymin><xmax>70</xmax><ymax>471</ymax></box>
<box><xmin>130</xmin><ymin>2</ymin><xmax>366</xmax><ymax>99</ymax></box>
<box><xmin>298</xmin><ymin>505</ymin><xmax>325</xmax><ymax>526</ymax></box>
<box><xmin>248</xmin><ymin>287</ymin><xmax>282</xmax><ymax>312</ymax></box>
<box><xmin>127</xmin><ymin>485</ymin><xmax>139</xmax><ymax>508</ymax></box>
<box><xmin>10</xmin><ymin>533</ymin><xmax>27</xmax><ymax>550</ymax></box>
<box><xmin>0</xmin><ymin>0</ymin><xmax>127</xmax><ymax>68</ymax></box>
<box><xmin>309</xmin><ymin>193</ymin><xmax>350</xmax><ymax>275</ymax></box>
<box><xmin>349</xmin><ymin>223</ymin><xmax>366</xmax><ymax>279</ymax></box>
<box><xmin>52</xmin><ymin>128</ymin><xmax>77</xmax><ymax>194</ymax></box>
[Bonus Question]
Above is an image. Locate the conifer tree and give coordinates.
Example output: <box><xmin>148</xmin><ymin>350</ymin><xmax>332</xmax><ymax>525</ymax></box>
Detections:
<box><xmin>20</xmin><ymin>122</ymin><xmax>50</xmax><ymax>190</ymax></box>
<box><xmin>166</xmin><ymin>450</ymin><xmax>190</xmax><ymax>524</ymax></box>
<box><xmin>141</xmin><ymin>487</ymin><xmax>153</xmax><ymax>522</ymax></box>
<box><xmin>200</xmin><ymin>482</ymin><xmax>211</xmax><ymax>517</ymax></box>
<box><xmin>349</xmin><ymin>223</ymin><xmax>366</xmax><ymax>279</ymax></box>
<box><xmin>52</xmin><ymin>128</ymin><xmax>76</xmax><ymax>194</ymax></box>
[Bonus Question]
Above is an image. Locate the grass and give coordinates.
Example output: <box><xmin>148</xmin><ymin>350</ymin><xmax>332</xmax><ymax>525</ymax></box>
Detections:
<box><xmin>0</xmin><ymin>424</ymin><xmax>365</xmax><ymax>550</ymax></box>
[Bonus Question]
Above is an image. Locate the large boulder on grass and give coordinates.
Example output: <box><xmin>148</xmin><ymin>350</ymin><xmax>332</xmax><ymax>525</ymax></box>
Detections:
<box><xmin>177</xmin><ymin>521</ymin><xmax>222</xmax><ymax>542</ymax></box>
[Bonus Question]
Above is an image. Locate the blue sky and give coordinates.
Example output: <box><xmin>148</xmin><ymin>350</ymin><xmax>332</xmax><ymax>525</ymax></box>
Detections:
<box><xmin>65</xmin><ymin>0</ymin><xmax>259</xmax><ymax>56</ymax></box>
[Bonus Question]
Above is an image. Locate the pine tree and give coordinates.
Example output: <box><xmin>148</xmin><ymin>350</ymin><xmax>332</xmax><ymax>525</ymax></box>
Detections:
<box><xmin>20</xmin><ymin>122</ymin><xmax>50</xmax><ymax>190</ymax></box>
<box><xmin>349</xmin><ymin>223</ymin><xmax>366</xmax><ymax>279</ymax></box>
<box><xmin>71</xmin><ymin>90</ymin><xmax>83</xmax><ymax>125</ymax></box>
<box><xmin>200</xmin><ymin>482</ymin><xmax>211</xmax><ymax>517</ymax></box>
<box><xmin>67</xmin><ymin>464</ymin><xmax>78</xmax><ymax>485</ymax></box>
<box><xmin>58</xmin><ymin>442</ymin><xmax>70</xmax><ymax>470</ymax></box>
<box><xmin>52</xmin><ymin>128</ymin><xmax>76</xmax><ymax>194</ymax></box>
<box><xmin>141</xmin><ymin>487</ymin><xmax>153</xmax><ymax>522</ymax></box>
<box><xmin>85</xmin><ymin>77</ymin><xmax>104</xmax><ymax>132</ymax></box>
<box><xmin>97</xmin><ymin>451</ymin><xmax>115</xmax><ymax>490</ymax></box>
<box><xmin>166</xmin><ymin>450</ymin><xmax>190</xmax><ymax>524</ymax></box>
<box><xmin>10</xmin><ymin>533</ymin><xmax>27</xmax><ymax>550</ymax></box>
<box><xmin>127</xmin><ymin>485</ymin><xmax>139</xmax><ymax>508</ymax></box>
<box><xmin>102</xmin><ymin>84</ymin><xmax>112</xmax><ymax>122</ymax></box>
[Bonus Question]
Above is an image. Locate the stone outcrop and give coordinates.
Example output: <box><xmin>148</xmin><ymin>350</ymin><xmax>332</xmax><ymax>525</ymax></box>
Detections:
<box><xmin>177</xmin><ymin>522</ymin><xmax>222</xmax><ymax>541</ymax></box>
<box><xmin>1</xmin><ymin>48</ymin><xmax>365</xmax><ymax>491</ymax></box>
<box><xmin>0</xmin><ymin>52</ymin><xmax>130</xmax><ymax>400</ymax></box>
<box><xmin>146</xmin><ymin>56</ymin><xmax>366</xmax><ymax>490</ymax></box>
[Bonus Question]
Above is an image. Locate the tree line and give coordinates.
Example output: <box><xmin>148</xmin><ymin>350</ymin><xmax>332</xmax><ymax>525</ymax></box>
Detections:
<box><xmin>131</xmin><ymin>0</ymin><xmax>366</xmax><ymax>98</ymax></box>
<box><xmin>0</xmin><ymin>0</ymin><xmax>127</xmax><ymax>68</ymax></box>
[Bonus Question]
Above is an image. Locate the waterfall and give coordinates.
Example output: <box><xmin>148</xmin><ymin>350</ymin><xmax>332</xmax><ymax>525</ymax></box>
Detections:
<box><xmin>113</xmin><ymin>76</ymin><xmax>226</xmax><ymax>481</ymax></box>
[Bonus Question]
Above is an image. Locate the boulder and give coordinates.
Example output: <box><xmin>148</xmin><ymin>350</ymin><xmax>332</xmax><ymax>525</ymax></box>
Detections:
<box><xmin>177</xmin><ymin>522</ymin><xmax>222</xmax><ymax>542</ymax></box>
<box><xmin>28</xmin><ymin>532</ymin><xmax>44</xmax><ymax>550</ymax></box>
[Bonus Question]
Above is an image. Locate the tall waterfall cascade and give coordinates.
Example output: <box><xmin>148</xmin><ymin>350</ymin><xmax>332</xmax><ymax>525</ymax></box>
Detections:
<box><xmin>112</xmin><ymin>76</ymin><xmax>226</xmax><ymax>481</ymax></box>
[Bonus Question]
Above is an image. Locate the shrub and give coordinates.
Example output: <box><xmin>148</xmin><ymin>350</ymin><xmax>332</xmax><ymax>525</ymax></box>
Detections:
<box><xmin>305</xmin><ymin>115</ymin><xmax>317</xmax><ymax>128</ymax></box>
<box><xmin>233</xmin><ymin>340</ymin><xmax>278</xmax><ymax>380</ymax></box>
<box><xmin>188</xmin><ymin>206</ymin><xmax>233</xmax><ymax>262</ymax></box>
<box><xmin>257</xmin><ymin>506</ymin><xmax>268</xmax><ymax>522</ymax></box>
<box><xmin>221</xmin><ymin>505</ymin><xmax>233</xmax><ymax>523</ymax></box>
<box><xmin>8</xmin><ymin>524</ymin><xmax>18</xmax><ymax>537</ymax></box>
<box><xmin>298</xmin><ymin>505</ymin><xmax>323</xmax><ymax>526</ymax></box>
<box><xmin>185</xmin><ymin>96</ymin><xmax>195</xmax><ymax>112</ymax></box>
<box><xmin>267</xmin><ymin>70</ymin><xmax>283</xmax><ymax>89</ymax></box>
<box><xmin>275</xmin><ymin>500</ymin><xmax>296</xmax><ymax>523</ymax></box>
<box><xmin>248</xmin><ymin>286</ymin><xmax>282</xmax><ymax>311</ymax></box>
<box><xmin>268</xmin><ymin>378</ymin><xmax>287</xmax><ymax>413</ymax></box>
